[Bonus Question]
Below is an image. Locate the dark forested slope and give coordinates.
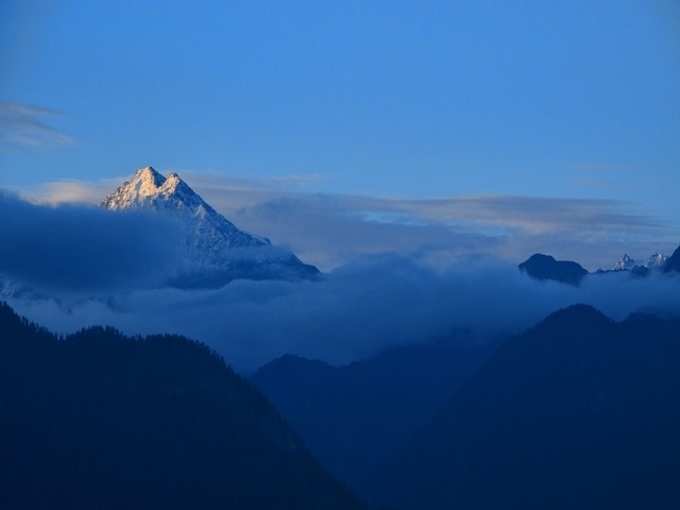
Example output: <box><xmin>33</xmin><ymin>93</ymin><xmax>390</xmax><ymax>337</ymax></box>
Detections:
<box><xmin>253</xmin><ymin>333</ymin><xmax>492</xmax><ymax>494</ymax></box>
<box><xmin>0</xmin><ymin>302</ymin><xmax>361</xmax><ymax>510</ymax></box>
<box><xmin>373</xmin><ymin>305</ymin><xmax>680</xmax><ymax>510</ymax></box>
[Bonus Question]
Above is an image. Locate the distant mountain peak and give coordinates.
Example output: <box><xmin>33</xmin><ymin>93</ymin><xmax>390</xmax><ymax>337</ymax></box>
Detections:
<box><xmin>137</xmin><ymin>165</ymin><xmax>161</xmax><ymax>177</ymax></box>
<box><xmin>533</xmin><ymin>304</ymin><xmax>612</xmax><ymax>333</ymax></box>
<box><xmin>102</xmin><ymin>166</ymin><xmax>320</xmax><ymax>287</ymax></box>
<box><xmin>614</xmin><ymin>253</ymin><xmax>636</xmax><ymax>271</ymax></box>
<box><xmin>648</xmin><ymin>252</ymin><xmax>668</xmax><ymax>268</ymax></box>
<box><xmin>603</xmin><ymin>252</ymin><xmax>669</xmax><ymax>273</ymax></box>
<box><xmin>103</xmin><ymin>166</ymin><xmax>205</xmax><ymax>211</ymax></box>
<box><xmin>518</xmin><ymin>253</ymin><xmax>588</xmax><ymax>286</ymax></box>
<box><xmin>103</xmin><ymin>166</ymin><xmax>166</xmax><ymax>207</ymax></box>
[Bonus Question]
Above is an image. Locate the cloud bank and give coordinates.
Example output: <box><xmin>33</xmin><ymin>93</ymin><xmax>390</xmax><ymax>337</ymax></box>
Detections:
<box><xmin>0</xmin><ymin>192</ymin><xmax>183</xmax><ymax>292</ymax></box>
<box><xmin>5</xmin><ymin>176</ymin><xmax>680</xmax><ymax>371</ymax></box>
<box><xmin>18</xmin><ymin>172</ymin><xmax>679</xmax><ymax>271</ymax></box>
<box><xmin>7</xmin><ymin>253</ymin><xmax>680</xmax><ymax>371</ymax></box>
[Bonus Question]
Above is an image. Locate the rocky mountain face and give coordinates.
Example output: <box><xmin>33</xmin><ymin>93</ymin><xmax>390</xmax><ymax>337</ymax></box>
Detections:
<box><xmin>611</xmin><ymin>253</ymin><xmax>668</xmax><ymax>272</ymax></box>
<box><xmin>103</xmin><ymin>166</ymin><xmax>319</xmax><ymax>287</ymax></box>
<box><xmin>613</xmin><ymin>254</ymin><xmax>637</xmax><ymax>271</ymax></box>
<box><xmin>647</xmin><ymin>252</ymin><xmax>668</xmax><ymax>268</ymax></box>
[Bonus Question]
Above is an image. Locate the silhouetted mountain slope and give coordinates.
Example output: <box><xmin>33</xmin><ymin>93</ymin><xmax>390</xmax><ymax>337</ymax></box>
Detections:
<box><xmin>252</xmin><ymin>336</ymin><xmax>493</xmax><ymax>495</ymax></box>
<box><xmin>664</xmin><ymin>245</ymin><xmax>680</xmax><ymax>273</ymax></box>
<box><xmin>372</xmin><ymin>304</ymin><xmax>680</xmax><ymax>510</ymax></box>
<box><xmin>0</xmin><ymin>302</ymin><xmax>361</xmax><ymax>510</ymax></box>
<box><xmin>519</xmin><ymin>253</ymin><xmax>588</xmax><ymax>285</ymax></box>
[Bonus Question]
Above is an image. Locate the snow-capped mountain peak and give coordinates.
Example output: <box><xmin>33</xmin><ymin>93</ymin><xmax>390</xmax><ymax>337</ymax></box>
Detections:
<box><xmin>157</xmin><ymin>172</ymin><xmax>202</xmax><ymax>205</ymax></box>
<box><xmin>647</xmin><ymin>252</ymin><xmax>668</xmax><ymax>268</ymax></box>
<box><xmin>103</xmin><ymin>166</ymin><xmax>160</xmax><ymax>206</ymax></box>
<box><xmin>613</xmin><ymin>254</ymin><xmax>637</xmax><ymax>271</ymax></box>
<box><xmin>609</xmin><ymin>252</ymin><xmax>668</xmax><ymax>272</ymax></box>
<box><xmin>104</xmin><ymin>166</ymin><xmax>206</xmax><ymax>211</ymax></box>
<box><xmin>101</xmin><ymin>166</ymin><xmax>319</xmax><ymax>287</ymax></box>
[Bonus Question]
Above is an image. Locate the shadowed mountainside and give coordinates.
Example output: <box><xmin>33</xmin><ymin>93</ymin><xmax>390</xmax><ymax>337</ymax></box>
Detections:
<box><xmin>0</xmin><ymin>302</ymin><xmax>361</xmax><ymax>510</ymax></box>
<box><xmin>664</xmin><ymin>245</ymin><xmax>680</xmax><ymax>273</ymax></box>
<box><xmin>519</xmin><ymin>253</ymin><xmax>588</xmax><ymax>285</ymax></box>
<box><xmin>252</xmin><ymin>333</ymin><xmax>493</xmax><ymax>495</ymax></box>
<box><xmin>371</xmin><ymin>304</ymin><xmax>680</xmax><ymax>510</ymax></box>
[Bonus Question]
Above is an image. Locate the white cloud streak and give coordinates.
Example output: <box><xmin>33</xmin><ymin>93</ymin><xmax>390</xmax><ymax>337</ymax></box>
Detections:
<box><xmin>0</xmin><ymin>102</ymin><xmax>73</xmax><ymax>148</ymax></box>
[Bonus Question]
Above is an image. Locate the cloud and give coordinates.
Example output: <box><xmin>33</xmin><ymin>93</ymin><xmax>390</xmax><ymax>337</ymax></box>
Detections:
<box><xmin>155</xmin><ymin>173</ymin><xmax>677</xmax><ymax>270</ymax></box>
<box><xmin>0</xmin><ymin>192</ymin><xmax>183</xmax><ymax>292</ymax></box>
<box><xmin>20</xmin><ymin>179</ymin><xmax>117</xmax><ymax>205</ymax></box>
<box><xmin>7</xmin><ymin>255</ymin><xmax>680</xmax><ymax>371</ymax></box>
<box><xmin>173</xmin><ymin>170</ymin><xmax>325</xmax><ymax>196</ymax></box>
<box><xmin>16</xmin><ymin>171</ymin><xmax>680</xmax><ymax>271</ymax></box>
<box><xmin>3</xmin><ymin>185</ymin><xmax>680</xmax><ymax>371</ymax></box>
<box><xmin>573</xmin><ymin>163</ymin><xmax>637</xmax><ymax>174</ymax></box>
<box><xmin>0</xmin><ymin>101</ymin><xmax>73</xmax><ymax>148</ymax></box>
<box><xmin>229</xmin><ymin>195</ymin><xmax>504</xmax><ymax>270</ymax></box>
<box><xmin>227</xmin><ymin>193</ymin><xmax>677</xmax><ymax>271</ymax></box>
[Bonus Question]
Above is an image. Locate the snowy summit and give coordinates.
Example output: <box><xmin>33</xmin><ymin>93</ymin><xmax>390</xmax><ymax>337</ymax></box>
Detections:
<box><xmin>103</xmin><ymin>166</ymin><xmax>319</xmax><ymax>287</ymax></box>
<box><xmin>610</xmin><ymin>252</ymin><xmax>668</xmax><ymax>273</ymax></box>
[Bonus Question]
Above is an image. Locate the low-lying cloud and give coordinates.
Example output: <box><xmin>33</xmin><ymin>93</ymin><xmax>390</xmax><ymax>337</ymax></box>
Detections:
<box><xmin>7</xmin><ymin>254</ymin><xmax>680</xmax><ymax>371</ymax></box>
<box><xmin>0</xmin><ymin>193</ymin><xmax>183</xmax><ymax>292</ymax></box>
<box><xmin>5</xmin><ymin>173</ymin><xmax>680</xmax><ymax>371</ymax></box>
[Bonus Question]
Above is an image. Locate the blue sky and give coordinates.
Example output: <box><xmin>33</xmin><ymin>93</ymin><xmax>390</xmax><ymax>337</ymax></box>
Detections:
<box><xmin>1</xmin><ymin>0</ymin><xmax>679</xmax><ymax>264</ymax></box>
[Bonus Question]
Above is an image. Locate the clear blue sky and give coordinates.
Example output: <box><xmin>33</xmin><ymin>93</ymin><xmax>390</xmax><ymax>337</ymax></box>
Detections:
<box><xmin>1</xmin><ymin>0</ymin><xmax>679</xmax><ymax>222</ymax></box>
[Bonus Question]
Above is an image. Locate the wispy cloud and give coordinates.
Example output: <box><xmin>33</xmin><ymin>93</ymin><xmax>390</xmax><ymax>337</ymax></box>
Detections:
<box><xmin>227</xmin><ymin>194</ymin><xmax>677</xmax><ymax>271</ymax></box>
<box><xmin>14</xmin><ymin>171</ymin><xmax>679</xmax><ymax>271</ymax></box>
<box><xmin>19</xmin><ymin>178</ymin><xmax>120</xmax><ymax>205</ymax></box>
<box><xmin>0</xmin><ymin>101</ymin><xmax>73</xmax><ymax>148</ymax></box>
<box><xmin>176</xmin><ymin>170</ymin><xmax>325</xmax><ymax>194</ymax></box>
<box><xmin>572</xmin><ymin>163</ymin><xmax>637</xmax><ymax>174</ymax></box>
<box><xmin>570</xmin><ymin>163</ymin><xmax>638</xmax><ymax>191</ymax></box>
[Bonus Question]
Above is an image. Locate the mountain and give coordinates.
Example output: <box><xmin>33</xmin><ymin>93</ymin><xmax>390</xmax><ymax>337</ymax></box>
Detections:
<box><xmin>608</xmin><ymin>253</ymin><xmax>667</xmax><ymax>273</ymax></box>
<box><xmin>647</xmin><ymin>252</ymin><xmax>668</xmax><ymax>268</ymax></box>
<box><xmin>102</xmin><ymin>166</ymin><xmax>319</xmax><ymax>287</ymax></box>
<box><xmin>0</xmin><ymin>301</ymin><xmax>361</xmax><ymax>510</ymax></box>
<box><xmin>371</xmin><ymin>305</ymin><xmax>680</xmax><ymax>510</ymax></box>
<box><xmin>518</xmin><ymin>253</ymin><xmax>588</xmax><ymax>285</ymax></box>
<box><xmin>613</xmin><ymin>253</ymin><xmax>637</xmax><ymax>271</ymax></box>
<box><xmin>664</xmin><ymin>245</ymin><xmax>680</xmax><ymax>273</ymax></box>
<box><xmin>252</xmin><ymin>334</ymin><xmax>493</xmax><ymax>496</ymax></box>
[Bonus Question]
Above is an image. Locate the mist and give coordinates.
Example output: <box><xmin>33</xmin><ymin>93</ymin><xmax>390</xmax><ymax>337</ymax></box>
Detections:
<box><xmin>0</xmin><ymin>192</ymin><xmax>183</xmax><ymax>292</ymax></box>
<box><xmin>7</xmin><ymin>253</ymin><xmax>680</xmax><ymax>371</ymax></box>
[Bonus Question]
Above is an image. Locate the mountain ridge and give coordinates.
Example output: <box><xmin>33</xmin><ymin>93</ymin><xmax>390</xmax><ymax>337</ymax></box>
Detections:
<box><xmin>370</xmin><ymin>304</ymin><xmax>680</xmax><ymax>509</ymax></box>
<box><xmin>0</xmin><ymin>300</ymin><xmax>362</xmax><ymax>510</ymax></box>
<box><xmin>252</xmin><ymin>332</ymin><xmax>493</xmax><ymax>496</ymax></box>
